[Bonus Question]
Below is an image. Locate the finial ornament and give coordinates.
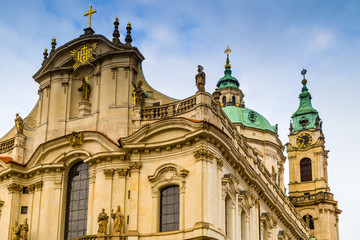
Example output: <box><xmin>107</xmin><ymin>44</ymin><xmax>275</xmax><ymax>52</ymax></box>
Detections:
<box><xmin>125</xmin><ymin>22</ymin><xmax>133</xmax><ymax>46</ymax></box>
<box><xmin>51</xmin><ymin>37</ymin><xmax>56</xmax><ymax>53</ymax></box>
<box><xmin>224</xmin><ymin>46</ymin><xmax>232</xmax><ymax>69</ymax></box>
<box><xmin>113</xmin><ymin>17</ymin><xmax>120</xmax><ymax>45</ymax></box>
<box><xmin>301</xmin><ymin>68</ymin><xmax>307</xmax><ymax>85</ymax></box>
<box><xmin>84</xmin><ymin>6</ymin><xmax>97</xmax><ymax>28</ymax></box>
<box><xmin>42</xmin><ymin>48</ymin><xmax>48</xmax><ymax>65</ymax></box>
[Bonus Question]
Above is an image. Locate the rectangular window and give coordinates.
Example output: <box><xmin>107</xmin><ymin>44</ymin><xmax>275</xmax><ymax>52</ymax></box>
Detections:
<box><xmin>21</xmin><ymin>206</ymin><xmax>28</xmax><ymax>214</ymax></box>
<box><xmin>160</xmin><ymin>186</ymin><xmax>179</xmax><ymax>232</ymax></box>
<box><xmin>22</xmin><ymin>187</ymin><xmax>29</xmax><ymax>194</ymax></box>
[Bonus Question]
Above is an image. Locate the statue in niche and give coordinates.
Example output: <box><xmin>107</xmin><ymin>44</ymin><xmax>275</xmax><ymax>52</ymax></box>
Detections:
<box><xmin>111</xmin><ymin>205</ymin><xmax>124</xmax><ymax>233</ymax></box>
<box><xmin>134</xmin><ymin>81</ymin><xmax>145</xmax><ymax>107</ymax></box>
<box><xmin>20</xmin><ymin>218</ymin><xmax>29</xmax><ymax>240</ymax></box>
<box><xmin>14</xmin><ymin>113</ymin><xmax>24</xmax><ymax>134</ymax></box>
<box><xmin>78</xmin><ymin>77</ymin><xmax>91</xmax><ymax>101</ymax></box>
<box><xmin>97</xmin><ymin>208</ymin><xmax>109</xmax><ymax>234</ymax></box>
<box><xmin>195</xmin><ymin>65</ymin><xmax>206</xmax><ymax>93</ymax></box>
<box><xmin>11</xmin><ymin>221</ymin><xmax>21</xmax><ymax>240</ymax></box>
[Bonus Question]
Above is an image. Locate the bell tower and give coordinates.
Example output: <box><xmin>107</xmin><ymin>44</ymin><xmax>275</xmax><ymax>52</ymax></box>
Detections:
<box><xmin>286</xmin><ymin>70</ymin><xmax>341</xmax><ymax>240</ymax></box>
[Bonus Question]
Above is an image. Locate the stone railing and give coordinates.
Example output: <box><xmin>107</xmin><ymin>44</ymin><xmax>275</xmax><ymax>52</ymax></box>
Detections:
<box><xmin>0</xmin><ymin>137</ymin><xmax>15</xmax><ymax>154</ymax></box>
<box><xmin>73</xmin><ymin>235</ymin><xmax>127</xmax><ymax>240</ymax></box>
<box><xmin>290</xmin><ymin>192</ymin><xmax>333</xmax><ymax>204</ymax></box>
<box><xmin>141</xmin><ymin>96</ymin><xmax>196</xmax><ymax>120</ymax></box>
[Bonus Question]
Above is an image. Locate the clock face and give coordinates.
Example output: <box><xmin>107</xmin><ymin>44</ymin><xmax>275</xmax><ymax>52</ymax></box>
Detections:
<box><xmin>296</xmin><ymin>133</ymin><xmax>312</xmax><ymax>148</ymax></box>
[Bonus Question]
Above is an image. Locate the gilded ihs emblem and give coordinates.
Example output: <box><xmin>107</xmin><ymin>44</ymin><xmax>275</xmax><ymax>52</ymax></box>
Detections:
<box><xmin>70</xmin><ymin>43</ymin><xmax>97</xmax><ymax>70</ymax></box>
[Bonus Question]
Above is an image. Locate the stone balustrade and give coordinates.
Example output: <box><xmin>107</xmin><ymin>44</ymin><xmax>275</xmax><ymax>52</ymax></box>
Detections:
<box><xmin>290</xmin><ymin>192</ymin><xmax>334</xmax><ymax>204</ymax></box>
<box><xmin>141</xmin><ymin>96</ymin><xmax>196</xmax><ymax>120</ymax></box>
<box><xmin>0</xmin><ymin>137</ymin><xmax>14</xmax><ymax>154</ymax></box>
<box><xmin>73</xmin><ymin>235</ymin><xmax>128</xmax><ymax>240</ymax></box>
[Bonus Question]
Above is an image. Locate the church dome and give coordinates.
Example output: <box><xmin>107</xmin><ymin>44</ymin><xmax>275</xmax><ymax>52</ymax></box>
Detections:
<box><xmin>223</xmin><ymin>105</ymin><xmax>278</xmax><ymax>133</ymax></box>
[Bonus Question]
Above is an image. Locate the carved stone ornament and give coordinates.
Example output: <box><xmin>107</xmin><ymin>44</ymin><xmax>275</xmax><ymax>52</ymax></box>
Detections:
<box><xmin>148</xmin><ymin>163</ymin><xmax>189</xmax><ymax>195</ymax></box>
<box><xmin>193</xmin><ymin>148</ymin><xmax>215</xmax><ymax>161</ymax></box>
<box><xmin>7</xmin><ymin>183</ymin><xmax>22</xmax><ymax>193</ymax></box>
<box><xmin>103</xmin><ymin>169</ymin><xmax>115</xmax><ymax>178</ymax></box>
<box><xmin>67</xmin><ymin>131</ymin><xmax>84</xmax><ymax>148</ymax></box>
<box><xmin>117</xmin><ymin>168</ymin><xmax>129</xmax><ymax>177</ymax></box>
<box><xmin>28</xmin><ymin>181</ymin><xmax>44</xmax><ymax>193</ymax></box>
<box><xmin>129</xmin><ymin>161</ymin><xmax>142</xmax><ymax>171</ymax></box>
<box><xmin>216</xmin><ymin>157</ymin><xmax>223</xmax><ymax>168</ymax></box>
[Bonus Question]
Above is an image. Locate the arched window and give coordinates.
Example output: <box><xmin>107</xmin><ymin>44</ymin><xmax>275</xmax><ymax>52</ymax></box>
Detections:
<box><xmin>232</xmin><ymin>96</ymin><xmax>236</xmax><ymax>105</ymax></box>
<box><xmin>160</xmin><ymin>186</ymin><xmax>179</xmax><ymax>232</ymax></box>
<box><xmin>64</xmin><ymin>162</ymin><xmax>89</xmax><ymax>240</ymax></box>
<box><xmin>300</xmin><ymin>158</ymin><xmax>312</xmax><ymax>182</ymax></box>
<box><xmin>302</xmin><ymin>214</ymin><xmax>314</xmax><ymax>230</ymax></box>
<box><xmin>222</xmin><ymin>96</ymin><xmax>227</xmax><ymax>106</ymax></box>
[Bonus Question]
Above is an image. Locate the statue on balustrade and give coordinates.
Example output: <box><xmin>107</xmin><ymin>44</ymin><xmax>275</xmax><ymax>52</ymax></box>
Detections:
<box><xmin>14</xmin><ymin>113</ymin><xmax>24</xmax><ymax>135</ymax></box>
<box><xmin>134</xmin><ymin>81</ymin><xmax>145</xmax><ymax>107</ymax></box>
<box><xmin>112</xmin><ymin>205</ymin><xmax>124</xmax><ymax>233</ymax></box>
<box><xmin>97</xmin><ymin>208</ymin><xmax>109</xmax><ymax>234</ymax></box>
<box><xmin>195</xmin><ymin>65</ymin><xmax>206</xmax><ymax>93</ymax></box>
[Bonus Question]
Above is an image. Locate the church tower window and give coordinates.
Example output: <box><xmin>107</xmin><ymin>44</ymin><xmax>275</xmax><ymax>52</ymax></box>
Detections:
<box><xmin>302</xmin><ymin>214</ymin><xmax>314</xmax><ymax>230</ymax></box>
<box><xmin>222</xmin><ymin>96</ymin><xmax>227</xmax><ymax>106</ymax></box>
<box><xmin>232</xmin><ymin>96</ymin><xmax>236</xmax><ymax>105</ymax></box>
<box><xmin>64</xmin><ymin>162</ymin><xmax>90</xmax><ymax>240</ymax></box>
<box><xmin>300</xmin><ymin>158</ymin><xmax>312</xmax><ymax>182</ymax></box>
<box><xmin>160</xmin><ymin>185</ymin><xmax>179</xmax><ymax>232</ymax></box>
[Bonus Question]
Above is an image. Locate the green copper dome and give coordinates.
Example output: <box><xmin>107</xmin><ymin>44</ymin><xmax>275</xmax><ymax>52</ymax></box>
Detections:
<box><xmin>223</xmin><ymin>106</ymin><xmax>278</xmax><ymax>133</ymax></box>
<box><xmin>291</xmin><ymin>70</ymin><xmax>322</xmax><ymax>133</ymax></box>
<box><xmin>216</xmin><ymin>49</ymin><xmax>240</xmax><ymax>90</ymax></box>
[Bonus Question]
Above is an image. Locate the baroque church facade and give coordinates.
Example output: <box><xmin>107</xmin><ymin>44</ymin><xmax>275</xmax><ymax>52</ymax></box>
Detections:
<box><xmin>0</xmin><ymin>8</ymin><xmax>340</xmax><ymax>240</ymax></box>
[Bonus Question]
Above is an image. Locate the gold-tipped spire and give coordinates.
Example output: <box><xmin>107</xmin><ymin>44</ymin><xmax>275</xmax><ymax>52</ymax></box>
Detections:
<box><xmin>224</xmin><ymin>46</ymin><xmax>232</xmax><ymax>69</ymax></box>
<box><xmin>84</xmin><ymin>6</ymin><xmax>97</xmax><ymax>28</ymax></box>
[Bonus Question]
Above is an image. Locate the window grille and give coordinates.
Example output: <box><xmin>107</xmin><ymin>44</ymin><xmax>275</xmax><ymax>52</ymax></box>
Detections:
<box><xmin>160</xmin><ymin>186</ymin><xmax>179</xmax><ymax>232</ymax></box>
<box><xmin>64</xmin><ymin>162</ymin><xmax>89</xmax><ymax>240</ymax></box>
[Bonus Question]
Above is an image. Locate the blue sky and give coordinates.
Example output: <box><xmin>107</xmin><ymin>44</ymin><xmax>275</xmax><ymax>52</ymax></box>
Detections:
<box><xmin>0</xmin><ymin>0</ymin><xmax>359</xmax><ymax>238</ymax></box>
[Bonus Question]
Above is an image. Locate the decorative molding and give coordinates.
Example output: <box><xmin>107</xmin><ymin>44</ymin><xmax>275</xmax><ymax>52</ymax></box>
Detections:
<box><xmin>0</xmin><ymin>200</ymin><xmax>3</xmax><ymax>217</ymax></box>
<box><xmin>117</xmin><ymin>168</ymin><xmax>129</xmax><ymax>177</ymax></box>
<box><xmin>148</xmin><ymin>163</ymin><xmax>189</xmax><ymax>196</ymax></box>
<box><xmin>129</xmin><ymin>161</ymin><xmax>142</xmax><ymax>171</ymax></box>
<box><xmin>216</xmin><ymin>157</ymin><xmax>223</xmax><ymax>169</ymax></box>
<box><xmin>7</xmin><ymin>183</ymin><xmax>22</xmax><ymax>193</ymax></box>
<box><xmin>103</xmin><ymin>169</ymin><xmax>115</xmax><ymax>178</ymax></box>
<box><xmin>193</xmin><ymin>148</ymin><xmax>215</xmax><ymax>162</ymax></box>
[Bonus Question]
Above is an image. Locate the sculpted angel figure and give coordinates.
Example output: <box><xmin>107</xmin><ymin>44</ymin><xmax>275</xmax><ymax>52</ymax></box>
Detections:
<box><xmin>20</xmin><ymin>218</ymin><xmax>29</xmax><ymax>240</ymax></box>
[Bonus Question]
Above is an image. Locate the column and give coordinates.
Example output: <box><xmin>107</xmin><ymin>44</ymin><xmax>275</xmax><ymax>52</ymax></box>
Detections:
<box><xmin>128</xmin><ymin>160</ymin><xmax>142</xmax><ymax>240</ymax></box>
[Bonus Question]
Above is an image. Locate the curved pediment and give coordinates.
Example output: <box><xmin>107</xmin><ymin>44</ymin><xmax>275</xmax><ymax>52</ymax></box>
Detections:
<box><xmin>27</xmin><ymin>131</ymin><xmax>121</xmax><ymax>167</ymax></box>
<box><xmin>33</xmin><ymin>34</ymin><xmax>144</xmax><ymax>82</ymax></box>
<box><xmin>120</xmin><ymin>118</ymin><xmax>205</xmax><ymax>148</ymax></box>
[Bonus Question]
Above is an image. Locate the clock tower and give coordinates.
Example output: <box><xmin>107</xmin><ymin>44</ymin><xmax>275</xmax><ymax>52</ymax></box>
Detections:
<box><xmin>286</xmin><ymin>70</ymin><xmax>341</xmax><ymax>240</ymax></box>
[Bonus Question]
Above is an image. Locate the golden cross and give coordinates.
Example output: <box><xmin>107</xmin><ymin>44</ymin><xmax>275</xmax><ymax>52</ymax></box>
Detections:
<box><xmin>224</xmin><ymin>46</ymin><xmax>232</xmax><ymax>55</ymax></box>
<box><xmin>84</xmin><ymin>6</ymin><xmax>97</xmax><ymax>28</ymax></box>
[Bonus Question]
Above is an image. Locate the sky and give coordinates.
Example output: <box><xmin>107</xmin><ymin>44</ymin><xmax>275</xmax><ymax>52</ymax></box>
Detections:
<box><xmin>0</xmin><ymin>0</ymin><xmax>359</xmax><ymax>238</ymax></box>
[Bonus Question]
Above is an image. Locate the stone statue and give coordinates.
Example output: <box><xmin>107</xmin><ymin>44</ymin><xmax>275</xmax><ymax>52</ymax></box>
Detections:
<box><xmin>97</xmin><ymin>208</ymin><xmax>109</xmax><ymax>234</ymax></box>
<box><xmin>20</xmin><ymin>218</ymin><xmax>29</xmax><ymax>240</ymax></box>
<box><xmin>14</xmin><ymin>113</ymin><xmax>24</xmax><ymax>134</ymax></box>
<box><xmin>11</xmin><ymin>221</ymin><xmax>21</xmax><ymax>240</ymax></box>
<box><xmin>195</xmin><ymin>65</ymin><xmax>206</xmax><ymax>93</ymax></box>
<box><xmin>134</xmin><ymin>81</ymin><xmax>145</xmax><ymax>107</ymax></box>
<box><xmin>78</xmin><ymin>77</ymin><xmax>91</xmax><ymax>101</ymax></box>
<box><xmin>111</xmin><ymin>205</ymin><xmax>124</xmax><ymax>233</ymax></box>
